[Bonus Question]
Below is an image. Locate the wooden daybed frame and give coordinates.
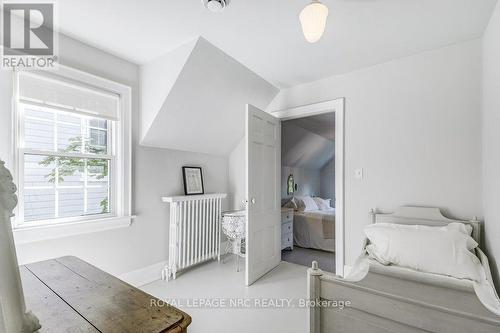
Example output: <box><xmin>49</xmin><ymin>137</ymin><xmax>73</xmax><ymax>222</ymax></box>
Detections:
<box><xmin>307</xmin><ymin>206</ymin><xmax>500</xmax><ymax>333</ymax></box>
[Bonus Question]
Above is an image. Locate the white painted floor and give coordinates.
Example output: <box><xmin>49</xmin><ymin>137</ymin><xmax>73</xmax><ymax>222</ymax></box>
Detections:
<box><xmin>141</xmin><ymin>256</ymin><xmax>309</xmax><ymax>333</ymax></box>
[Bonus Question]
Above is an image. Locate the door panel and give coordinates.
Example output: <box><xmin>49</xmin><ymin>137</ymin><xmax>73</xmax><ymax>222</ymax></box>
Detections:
<box><xmin>245</xmin><ymin>104</ymin><xmax>281</xmax><ymax>286</ymax></box>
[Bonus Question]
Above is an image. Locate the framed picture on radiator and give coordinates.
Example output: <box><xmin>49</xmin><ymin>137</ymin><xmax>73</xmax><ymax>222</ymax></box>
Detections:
<box><xmin>182</xmin><ymin>166</ymin><xmax>205</xmax><ymax>195</ymax></box>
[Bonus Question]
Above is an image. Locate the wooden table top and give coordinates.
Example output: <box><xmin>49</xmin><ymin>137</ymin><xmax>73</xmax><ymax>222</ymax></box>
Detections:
<box><xmin>21</xmin><ymin>256</ymin><xmax>191</xmax><ymax>333</ymax></box>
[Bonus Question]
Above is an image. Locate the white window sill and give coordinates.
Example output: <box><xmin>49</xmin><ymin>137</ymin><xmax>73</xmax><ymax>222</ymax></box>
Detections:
<box><xmin>13</xmin><ymin>216</ymin><xmax>135</xmax><ymax>245</ymax></box>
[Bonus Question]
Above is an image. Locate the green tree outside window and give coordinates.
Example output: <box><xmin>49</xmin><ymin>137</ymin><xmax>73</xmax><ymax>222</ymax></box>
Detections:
<box><xmin>39</xmin><ymin>136</ymin><xmax>109</xmax><ymax>213</ymax></box>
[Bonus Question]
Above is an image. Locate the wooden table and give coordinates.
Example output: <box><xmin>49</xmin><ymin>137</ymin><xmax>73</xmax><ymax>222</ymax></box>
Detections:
<box><xmin>20</xmin><ymin>256</ymin><xmax>191</xmax><ymax>333</ymax></box>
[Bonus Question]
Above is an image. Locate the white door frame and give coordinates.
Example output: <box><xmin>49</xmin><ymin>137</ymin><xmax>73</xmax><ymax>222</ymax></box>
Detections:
<box><xmin>271</xmin><ymin>98</ymin><xmax>345</xmax><ymax>276</ymax></box>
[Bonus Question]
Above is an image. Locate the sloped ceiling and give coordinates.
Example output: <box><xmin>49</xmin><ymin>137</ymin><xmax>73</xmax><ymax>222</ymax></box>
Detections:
<box><xmin>282</xmin><ymin>118</ymin><xmax>335</xmax><ymax>170</ymax></box>
<box><xmin>140</xmin><ymin>37</ymin><xmax>278</xmax><ymax>156</ymax></box>
<box><xmin>290</xmin><ymin>113</ymin><xmax>335</xmax><ymax>141</ymax></box>
<box><xmin>140</xmin><ymin>39</ymin><xmax>197</xmax><ymax>139</ymax></box>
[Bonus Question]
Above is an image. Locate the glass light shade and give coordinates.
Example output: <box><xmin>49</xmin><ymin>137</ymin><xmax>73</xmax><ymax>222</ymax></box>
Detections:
<box><xmin>299</xmin><ymin>1</ymin><xmax>329</xmax><ymax>43</ymax></box>
<box><xmin>207</xmin><ymin>0</ymin><xmax>224</xmax><ymax>12</ymax></box>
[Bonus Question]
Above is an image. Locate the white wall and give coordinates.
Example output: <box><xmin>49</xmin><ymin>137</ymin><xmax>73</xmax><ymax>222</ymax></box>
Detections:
<box><xmin>482</xmin><ymin>1</ymin><xmax>500</xmax><ymax>288</ymax></box>
<box><xmin>228</xmin><ymin>139</ymin><xmax>245</xmax><ymax>211</ymax></box>
<box><xmin>320</xmin><ymin>158</ymin><xmax>335</xmax><ymax>203</ymax></box>
<box><xmin>281</xmin><ymin>166</ymin><xmax>320</xmax><ymax>199</ymax></box>
<box><xmin>0</xmin><ymin>72</ymin><xmax>12</xmax><ymax>168</ymax></box>
<box><xmin>268</xmin><ymin>40</ymin><xmax>483</xmax><ymax>267</ymax></box>
<box><xmin>0</xmin><ymin>34</ymin><xmax>229</xmax><ymax>278</ymax></box>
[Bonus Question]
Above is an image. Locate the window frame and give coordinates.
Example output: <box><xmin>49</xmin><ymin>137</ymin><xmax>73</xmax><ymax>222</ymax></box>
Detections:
<box><xmin>12</xmin><ymin>65</ymin><xmax>133</xmax><ymax>242</ymax></box>
<box><xmin>17</xmin><ymin>103</ymin><xmax>116</xmax><ymax>227</ymax></box>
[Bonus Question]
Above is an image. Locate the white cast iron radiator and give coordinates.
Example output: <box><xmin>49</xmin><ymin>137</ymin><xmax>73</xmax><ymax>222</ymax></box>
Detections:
<box><xmin>161</xmin><ymin>193</ymin><xmax>227</xmax><ymax>280</ymax></box>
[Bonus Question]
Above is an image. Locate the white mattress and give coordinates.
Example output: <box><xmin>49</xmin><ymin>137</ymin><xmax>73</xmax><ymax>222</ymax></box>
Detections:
<box><xmin>344</xmin><ymin>249</ymin><xmax>500</xmax><ymax>316</ymax></box>
<box><xmin>367</xmin><ymin>258</ymin><xmax>474</xmax><ymax>291</ymax></box>
<box><xmin>293</xmin><ymin>209</ymin><xmax>335</xmax><ymax>252</ymax></box>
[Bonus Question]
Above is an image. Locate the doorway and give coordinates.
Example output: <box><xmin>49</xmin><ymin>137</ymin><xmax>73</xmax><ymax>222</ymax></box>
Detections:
<box><xmin>273</xmin><ymin>98</ymin><xmax>345</xmax><ymax>276</ymax></box>
<box><xmin>243</xmin><ymin>99</ymin><xmax>345</xmax><ymax>286</ymax></box>
<box><xmin>280</xmin><ymin>112</ymin><xmax>336</xmax><ymax>273</ymax></box>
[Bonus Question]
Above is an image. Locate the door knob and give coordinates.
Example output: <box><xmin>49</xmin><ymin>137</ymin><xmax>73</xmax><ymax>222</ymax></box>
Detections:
<box><xmin>251</xmin><ymin>198</ymin><xmax>256</xmax><ymax>204</ymax></box>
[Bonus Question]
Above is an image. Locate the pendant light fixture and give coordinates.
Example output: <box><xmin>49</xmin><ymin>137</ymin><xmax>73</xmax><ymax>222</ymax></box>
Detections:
<box><xmin>299</xmin><ymin>0</ymin><xmax>329</xmax><ymax>43</ymax></box>
<box><xmin>202</xmin><ymin>0</ymin><xmax>228</xmax><ymax>13</ymax></box>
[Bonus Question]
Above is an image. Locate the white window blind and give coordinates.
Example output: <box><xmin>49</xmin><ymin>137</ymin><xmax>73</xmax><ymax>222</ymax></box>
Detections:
<box><xmin>18</xmin><ymin>72</ymin><xmax>120</xmax><ymax>121</ymax></box>
<box><xmin>15</xmin><ymin>70</ymin><xmax>122</xmax><ymax>227</ymax></box>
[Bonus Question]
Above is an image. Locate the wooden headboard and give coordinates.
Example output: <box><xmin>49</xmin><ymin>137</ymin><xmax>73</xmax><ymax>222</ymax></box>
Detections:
<box><xmin>370</xmin><ymin>206</ymin><xmax>482</xmax><ymax>246</ymax></box>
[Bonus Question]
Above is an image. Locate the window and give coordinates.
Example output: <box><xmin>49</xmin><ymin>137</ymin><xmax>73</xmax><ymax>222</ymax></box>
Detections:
<box><xmin>13</xmin><ymin>67</ymin><xmax>132</xmax><ymax>234</ymax></box>
<box><xmin>21</xmin><ymin>105</ymin><xmax>112</xmax><ymax>222</ymax></box>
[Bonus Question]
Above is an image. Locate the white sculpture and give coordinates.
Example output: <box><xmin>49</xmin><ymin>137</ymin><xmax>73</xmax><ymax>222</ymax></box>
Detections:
<box><xmin>0</xmin><ymin>160</ymin><xmax>40</xmax><ymax>333</ymax></box>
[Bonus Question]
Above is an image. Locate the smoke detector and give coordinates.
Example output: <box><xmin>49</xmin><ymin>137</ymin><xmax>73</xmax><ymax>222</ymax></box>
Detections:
<box><xmin>202</xmin><ymin>0</ymin><xmax>228</xmax><ymax>13</ymax></box>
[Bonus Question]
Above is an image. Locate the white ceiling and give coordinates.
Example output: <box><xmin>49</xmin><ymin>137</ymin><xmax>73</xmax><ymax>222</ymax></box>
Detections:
<box><xmin>45</xmin><ymin>0</ymin><xmax>496</xmax><ymax>88</ymax></box>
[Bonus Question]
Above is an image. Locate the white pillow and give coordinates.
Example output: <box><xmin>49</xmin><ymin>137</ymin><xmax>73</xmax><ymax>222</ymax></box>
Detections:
<box><xmin>313</xmin><ymin>197</ymin><xmax>331</xmax><ymax>210</ymax></box>
<box><xmin>294</xmin><ymin>196</ymin><xmax>319</xmax><ymax>212</ymax></box>
<box><xmin>364</xmin><ymin>222</ymin><xmax>481</xmax><ymax>281</ymax></box>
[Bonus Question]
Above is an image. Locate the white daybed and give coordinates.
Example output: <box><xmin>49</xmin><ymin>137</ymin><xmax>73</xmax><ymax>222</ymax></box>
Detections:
<box><xmin>307</xmin><ymin>206</ymin><xmax>500</xmax><ymax>333</ymax></box>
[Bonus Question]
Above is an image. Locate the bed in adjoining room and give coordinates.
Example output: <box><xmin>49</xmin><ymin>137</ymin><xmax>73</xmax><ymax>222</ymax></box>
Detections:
<box><xmin>293</xmin><ymin>209</ymin><xmax>335</xmax><ymax>252</ymax></box>
<box><xmin>284</xmin><ymin>196</ymin><xmax>336</xmax><ymax>253</ymax></box>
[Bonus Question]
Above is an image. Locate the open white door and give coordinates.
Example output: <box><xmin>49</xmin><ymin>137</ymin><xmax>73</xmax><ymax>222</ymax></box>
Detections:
<box><xmin>245</xmin><ymin>104</ymin><xmax>281</xmax><ymax>286</ymax></box>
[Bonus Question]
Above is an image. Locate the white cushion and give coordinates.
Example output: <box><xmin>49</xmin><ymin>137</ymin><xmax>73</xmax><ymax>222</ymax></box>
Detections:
<box><xmin>294</xmin><ymin>196</ymin><xmax>319</xmax><ymax>212</ymax></box>
<box><xmin>364</xmin><ymin>222</ymin><xmax>481</xmax><ymax>281</ymax></box>
<box><xmin>313</xmin><ymin>197</ymin><xmax>331</xmax><ymax>210</ymax></box>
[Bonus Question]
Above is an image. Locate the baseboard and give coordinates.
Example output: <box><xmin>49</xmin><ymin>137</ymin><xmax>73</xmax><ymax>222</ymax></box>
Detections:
<box><xmin>119</xmin><ymin>260</ymin><xmax>168</xmax><ymax>287</ymax></box>
<box><xmin>119</xmin><ymin>243</ymin><xmax>229</xmax><ymax>287</ymax></box>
